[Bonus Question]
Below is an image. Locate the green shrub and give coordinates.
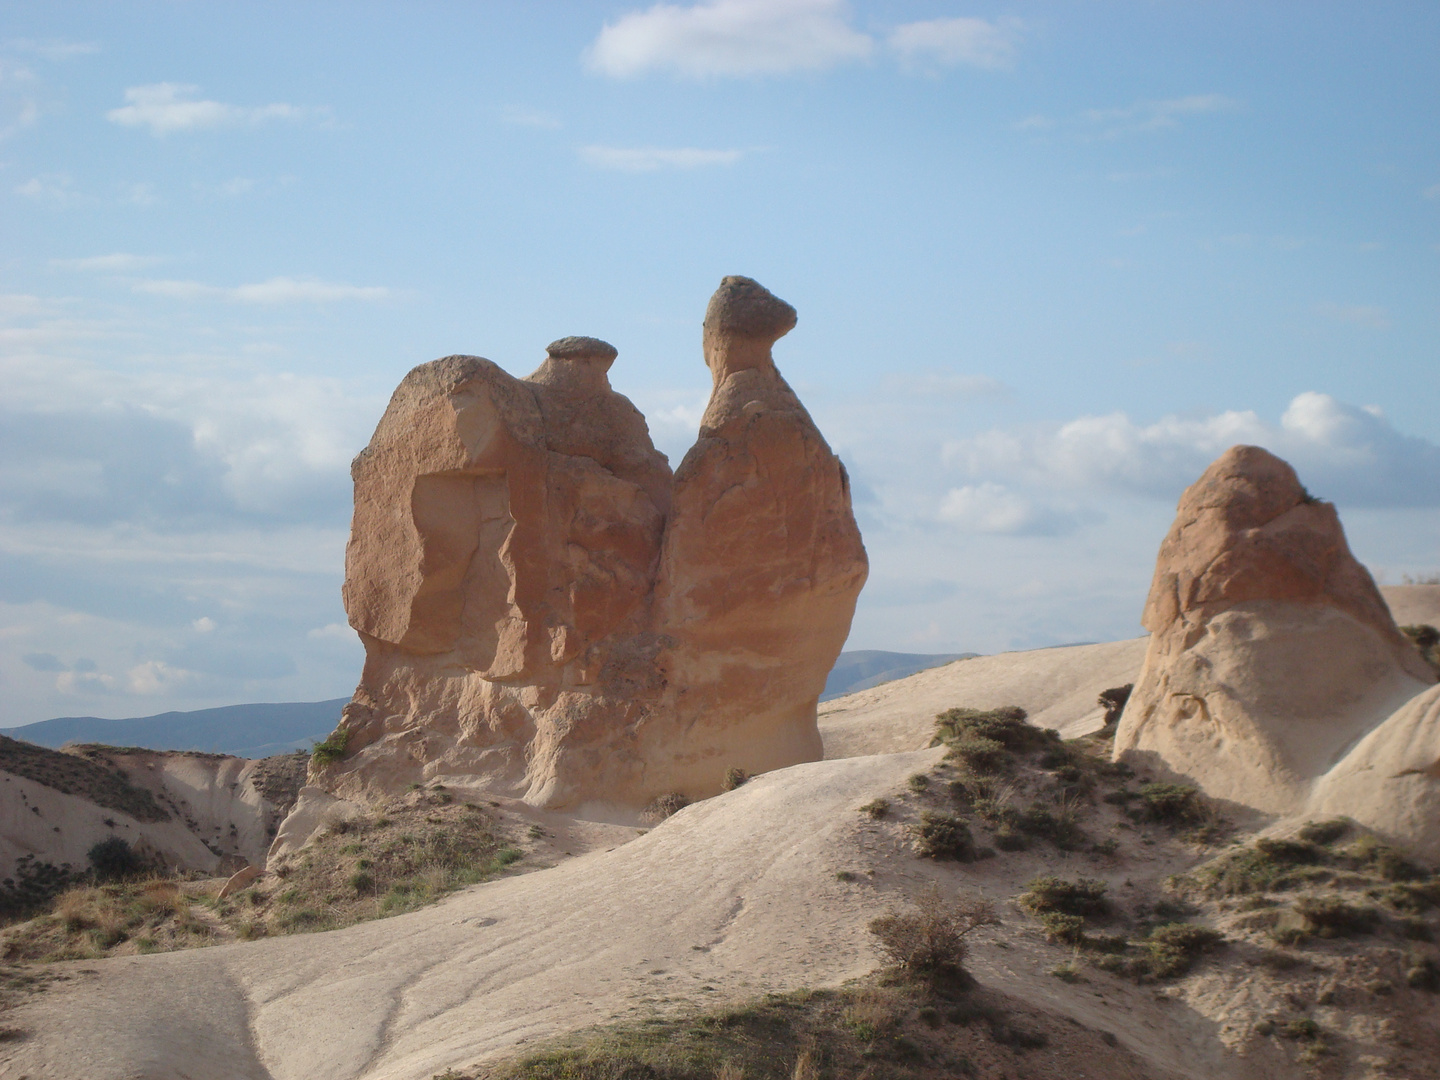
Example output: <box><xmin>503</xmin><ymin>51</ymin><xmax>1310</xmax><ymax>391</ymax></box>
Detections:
<box><xmin>1018</xmin><ymin>876</ymin><xmax>1109</xmax><ymax>917</ymax></box>
<box><xmin>87</xmin><ymin>837</ymin><xmax>144</xmax><ymax>882</ymax></box>
<box><xmin>1038</xmin><ymin>912</ymin><xmax>1086</xmax><ymax>945</ymax></box>
<box><xmin>1344</xmin><ymin>834</ymin><xmax>1424</xmax><ymax>881</ymax></box>
<box><xmin>858</xmin><ymin>798</ymin><xmax>890</xmax><ymax>820</ymax></box>
<box><xmin>944</xmin><ymin>735</ymin><xmax>1008</xmax><ymax>773</ymax></box>
<box><xmin>910</xmin><ymin>812</ymin><xmax>976</xmax><ymax>861</ymax></box>
<box><xmin>0</xmin><ymin>854</ymin><xmax>76</xmax><ymax>918</ymax></box>
<box><xmin>1193</xmin><ymin>837</ymin><xmax>1329</xmax><ymax>895</ymax></box>
<box><xmin>1137</xmin><ymin>783</ymin><xmax>1205</xmax><ymax>825</ymax></box>
<box><xmin>1297</xmin><ymin>819</ymin><xmax>1351</xmax><ymax>846</ymax></box>
<box><xmin>906</xmin><ymin>773</ymin><xmax>930</xmax><ymax>794</ymax></box>
<box><xmin>311</xmin><ymin>727</ymin><xmax>350</xmax><ymax>766</ymax></box>
<box><xmin>1293</xmin><ymin>896</ymin><xmax>1377</xmax><ymax>937</ymax></box>
<box><xmin>1097</xmin><ymin>685</ymin><xmax>1133</xmax><ymax>728</ymax></box>
<box><xmin>1143</xmin><ymin>923</ymin><xmax>1223</xmax><ymax>978</ymax></box>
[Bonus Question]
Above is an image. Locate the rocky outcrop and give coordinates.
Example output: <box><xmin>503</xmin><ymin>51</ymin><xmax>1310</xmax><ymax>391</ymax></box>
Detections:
<box><xmin>1114</xmin><ymin>445</ymin><xmax>1435</xmax><ymax>814</ymax></box>
<box><xmin>322</xmin><ymin>278</ymin><xmax>867</xmax><ymax>811</ymax></box>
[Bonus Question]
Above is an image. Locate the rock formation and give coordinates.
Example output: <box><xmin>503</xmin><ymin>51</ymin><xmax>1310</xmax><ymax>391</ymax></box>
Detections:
<box><xmin>1114</xmin><ymin>445</ymin><xmax>1436</xmax><ymax>814</ymax></box>
<box><xmin>322</xmin><ymin>277</ymin><xmax>868</xmax><ymax>811</ymax></box>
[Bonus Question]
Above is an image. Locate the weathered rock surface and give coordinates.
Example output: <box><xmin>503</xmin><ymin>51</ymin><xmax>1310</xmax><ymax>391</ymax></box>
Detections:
<box><xmin>1115</xmin><ymin>445</ymin><xmax>1436</xmax><ymax>815</ymax></box>
<box><xmin>323</xmin><ymin>278</ymin><xmax>867</xmax><ymax>812</ymax></box>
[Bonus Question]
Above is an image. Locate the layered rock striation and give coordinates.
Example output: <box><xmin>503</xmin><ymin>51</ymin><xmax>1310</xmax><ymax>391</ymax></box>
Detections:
<box><xmin>323</xmin><ymin>277</ymin><xmax>867</xmax><ymax>811</ymax></box>
<box><xmin>1115</xmin><ymin>445</ymin><xmax>1436</xmax><ymax>819</ymax></box>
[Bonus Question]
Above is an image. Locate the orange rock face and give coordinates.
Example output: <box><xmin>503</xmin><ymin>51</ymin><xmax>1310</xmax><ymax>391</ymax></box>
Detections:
<box><xmin>323</xmin><ymin>279</ymin><xmax>868</xmax><ymax>811</ymax></box>
<box><xmin>1115</xmin><ymin>445</ymin><xmax>1435</xmax><ymax>813</ymax></box>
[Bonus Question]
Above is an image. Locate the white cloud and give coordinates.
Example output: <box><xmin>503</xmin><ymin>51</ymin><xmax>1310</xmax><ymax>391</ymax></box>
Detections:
<box><xmin>5</xmin><ymin>39</ymin><xmax>100</xmax><ymax>61</ymax></box>
<box><xmin>131</xmin><ymin>276</ymin><xmax>392</xmax><ymax>304</ymax></box>
<box><xmin>579</xmin><ymin>145</ymin><xmax>747</xmax><ymax>171</ymax></box>
<box><xmin>1080</xmin><ymin>94</ymin><xmax>1238</xmax><ymax>139</ymax></box>
<box><xmin>56</xmin><ymin>669</ymin><xmax>117</xmax><ymax>694</ymax></box>
<box><xmin>889</xmin><ymin>17</ymin><xmax>1023</xmax><ymax>72</ymax></box>
<box><xmin>127</xmin><ymin>659</ymin><xmax>192</xmax><ymax>694</ymax></box>
<box><xmin>938</xmin><ymin>482</ymin><xmax>1080</xmax><ymax>536</ymax></box>
<box><xmin>106</xmin><ymin>83</ymin><xmax>321</xmax><ymax>136</ymax></box>
<box><xmin>192</xmin><ymin>616</ymin><xmax>216</xmax><ymax>633</ymax></box>
<box><xmin>499</xmin><ymin>105</ymin><xmax>561</xmax><ymax>129</ymax></box>
<box><xmin>14</xmin><ymin>172</ymin><xmax>80</xmax><ymax>205</ymax></box>
<box><xmin>945</xmin><ymin>392</ymin><xmax>1440</xmax><ymax>508</ymax></box>
<box><xmin>308</xmin><ymin>622</ymin><xmax>355</xmax><ymax>640</ymax></box>
<box><xmin>1316</xmin><ymin>302</ymin><xmax>1390</xmax><ymax>330</ymax></box>
<box><xmin>587</xmin><ymin>0</ymin><xmax>873</xmax><ymax>78</ymax></box>
<box><xmin>50</xmin><ymin>253</ymin><xmax>163</xmax><ymax>272</ymax></box>
<box><xmin>0</xmin><ymin>97</ymin><xmax>38</xmax><ymax>141</ymax></box>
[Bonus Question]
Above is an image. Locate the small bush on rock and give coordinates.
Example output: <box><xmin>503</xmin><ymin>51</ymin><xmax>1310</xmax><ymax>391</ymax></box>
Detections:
<box><xmin>1018</xmin><ymin>876</ymin><xmax>1109</xmax><ymax>917</ymax></box>
<box><xmin>87</xmin><ymin>837</ymin><xmax>144</xmax><ymax>883</ymax></box>
<box><xmin>869</xmin><ymin>885</ymin><xmax>997</xmax><ymax>976</ymax></box>
<box><xmin>1143</xmin><ymin>924</ymin><xmax>1224</xmax><ymax>977</ymax></box>
<box><xmin>910</xmin><ymin>811</ymin><xmax>976</xmax><ymax>861</ymax></box>
<box><xmin>311</xmin><ymin>727</ymin><xmax>350</xmax><ymax>767</ymax></box>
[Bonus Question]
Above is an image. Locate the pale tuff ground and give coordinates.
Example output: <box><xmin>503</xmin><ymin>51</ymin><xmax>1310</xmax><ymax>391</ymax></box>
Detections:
<box><xmin>0</xmin><ymin>586</ymin><xmax>1437</xmax><ymax>1080</ymax></box>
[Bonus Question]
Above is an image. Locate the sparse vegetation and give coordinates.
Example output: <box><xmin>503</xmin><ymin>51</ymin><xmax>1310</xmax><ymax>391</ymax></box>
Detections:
<box><xmin>721</xmin><ymin>767</ymin><xmax>749</xmax><ymax>792</ymax></box>
<box><xmin>1</xmin><ymin>788</ymin><xmax>523</xmax><ymax>961</ymax></box>
<box><xmin>0</xmin><ymin>736</ymin><xmax>169</xmax><ymax>822</ymax></box>
<box><xmin>1142</xmin><ymin>923</ymin><xmax>1224</xmax><ymax>977</ymax></box>
<box><xmin>1096</xmin><ymin>684</ymin><xmax>1133</xmax><ymax>732</ymax></box>
<box><xmin>910</xmin><ymin>811</ymin><xmax>976</xmax><ymax>861</ymax></box>
<box><xmin>857</xmin><ymin>798</ymin><xmax>890</xmax><ymax>820</ymax></box>
<box><xmin>1400</xmin><ymin>623</ymin><xmax>1440</xmax><ymax>676</ymax></box>
<box><xmin>310</xmin><ymin>727</ymin><xmax>351</xmax><ymax>766</ymax></box>
<box><xmin>641</xmin><ymin>793</ymin><xmax>689</xmax><ymax>823</ymax></box>
<box><xmin>869</xmin><ymin>885</ymin><xmax>997</xmax><ymax>977</ymax></box>
<box><xmin>906</xmin><ymin>773</ymin><xmax>930</xmax><ymax>793</ymax></box>
<box><xmin>1017</xmin><ymin>876</ymin><xmax>1109</xmax><ymax>918</ymax></box>
<box><xmin>87</xmin><ymin>837</ymin><xmax>146</xmax><ymax>883</ymax></box>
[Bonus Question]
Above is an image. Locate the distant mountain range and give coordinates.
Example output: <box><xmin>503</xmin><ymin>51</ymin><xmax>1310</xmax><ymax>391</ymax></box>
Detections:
<box><xmin>820</xmin><ymin>650</ymin><xmax>974</xmax><ymax>701</ymax></box>
<box><xmin>2</xmin><ymin>650</ymin><xmax>968</xmax><ymax>758</ymax></box>
<box><xmin>0</xmin><ymin>699</ymin><xmax>347</xmax><ymax>759</ymax></box>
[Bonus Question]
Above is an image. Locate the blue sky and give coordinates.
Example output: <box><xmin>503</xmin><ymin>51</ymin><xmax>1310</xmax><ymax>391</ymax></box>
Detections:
<box><xmin>2</xmin><ymin>1</ymin><xmax>1437</xmax><ymax>725</ymax></box>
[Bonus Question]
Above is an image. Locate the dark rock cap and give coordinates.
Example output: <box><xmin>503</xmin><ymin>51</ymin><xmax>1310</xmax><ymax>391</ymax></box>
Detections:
<box><xmin>703</xmin><ymin>276</ymin><xmax>797</xmax><ymax>342</ymax></box>
<box><xmin>546</xmin><ymin>336</ymin><xmax>618</xmax><ymax>367</ymax></box>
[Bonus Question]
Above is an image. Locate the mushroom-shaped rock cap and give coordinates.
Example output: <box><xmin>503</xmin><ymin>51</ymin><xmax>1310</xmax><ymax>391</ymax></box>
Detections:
<box><xmin>546</xmin><ymin>336</ymin><xmax>618</xmax><ymax>369</ymax></box>
<box><xmin>704</xmin><ymin>276</ymin><xmax>797</xmax><ymax>343</ymax></box>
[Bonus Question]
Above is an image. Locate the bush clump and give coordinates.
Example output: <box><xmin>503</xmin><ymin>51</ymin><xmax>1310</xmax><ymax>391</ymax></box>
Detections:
<box><xmin>1400</xmin><ymin>624</ymin><xmax>1440</xmax><ymax>676</ymax></box>
<box><xmin>641</xmin><ymin>793</ymin><xmax>689</xmax><ymax>823</ymax></box>
<box><xmin>1192</xmin><ymin>836</ymin><xmax>1329</xmax><ymax>896</ymax></box>
<box><xmin>1097</xmin><ymin>685</ymin><xmax>1133</xmax><ymax>729</ymax></box>
<box><xmin>0</xmin><ymin>854</ymin><xmax>77</xmax><ymax>919</ymax></box>
<box><xmin>1293</xmin><ymin>896</ymin><xmax>1378</xmax><ymax>938</ymax></box>
<box><xmin>931</xmin><ymin>705</ymin><xmax>1057</xmax><ymax>773</ymax></box>
<box><xmin>722</xmin><ymin>768</ymin><xmax>749</xmax><ymax>792</ymax></box>
<box><xmin>87</xmin><ymin>837</ymin><xmax>145</xmax><ymax>883</ymax></box>
<box><xmin>1143</xmin><ymin>923</ymin><xmax>1224</xmax><ymax>977</ymax></box>
<box><xmin>1136</xmin><ymin>783</ymin><xmax>1206</xmax><ymax>826</ymax></box>
<box><xmin>857</xmin><ymin>798</ymin><xmax>890</xmax><ymax>820</ymax></box>
<box><xmin>869</xmin><ymin>885</ymin><xmax>997</xmax><ymax>976</ymax></box>
<box><xmin>910</xmin><ymin>812</ymin><xmax>976</xmax><ymax>861</ymax></box>
<box><xmin>310</xmin><ymin>727</ymin><xmax>350</xmax><ymax>767</ymax></box>
<box><xmin>1017</xmin><ymin>876</ymin><xmax>1109</xmax><ymax>917</ymax></box>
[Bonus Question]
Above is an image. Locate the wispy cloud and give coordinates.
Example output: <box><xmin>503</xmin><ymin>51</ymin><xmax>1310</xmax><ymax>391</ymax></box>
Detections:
<box><xmin>131</xmin><ymin>276</ymin><xmax>392</xmax><ymax>304</ymax></box>
<box><xmin>587</xmin><ymin>0</ymin><xmax>873</xmax><ymax>78</ymax></box>
<box><xmin>938</xmin><ymin>482</ymin><xmax>1081</xmax><ymax>536</ymax></box>
<box><xmin>579</xmin><ymin>144</ymin><xmax>747</xmax><ymax>171</ymax></box>
<box><xmin>1022</xmin><ymin>94</ymin><xmax>1239</xmax><ymax>141</ymax></box>
<box><xmin>499</xmin><ymin>105</ymin><xmax>561</xmax><ymax>129</ymax></box>
<box><xmin>106</xmin><ymin>83</ymin><xmax>325</xmax><ymax>136</ymax></box>
<box><xmin>1315</xmin><ymin>302</ymin><xmax>1390</xmax><ymax>330</ymax></box>
<box><xmin>1082</xmin><ymin>94</ymin><xmax>1239</xmax><ymax>138</ymax></box>
<box><xmin>13</xmin><ymin>172</ymin><xmax>81</xmax><ymax>205</ymax></box>
<box><xmin>51</xmin><ymin>253</ymin><xmax>164</xmax><ymax>272</ymax></box>
<box><xmin>888</xmin><ymin>17</ymin><xmax>1023</xmax><ymax>72</ymax></box>
<box><xmin>5</xmin><ymin>38</ymin><xmax>100</xmax><ymax>61</ymax></box>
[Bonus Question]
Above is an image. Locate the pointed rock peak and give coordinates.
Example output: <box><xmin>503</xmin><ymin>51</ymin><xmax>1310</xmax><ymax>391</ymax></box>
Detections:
<box><xmin>1180</xmin><ymin>444</ymin><xmax>1314</xmax><ymax>527</ymax></box>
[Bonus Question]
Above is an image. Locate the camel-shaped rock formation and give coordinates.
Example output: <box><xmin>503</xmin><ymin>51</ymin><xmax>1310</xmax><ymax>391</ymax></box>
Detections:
<box><xmin>1115</xmin><ymin>445</ymin><xmax>1437</xmax><ymax>832</ymax></box>
<box><xmin>321</xmin><ymin>277</ymin><xmax>868</xmax><ymax>811</ymax></box>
